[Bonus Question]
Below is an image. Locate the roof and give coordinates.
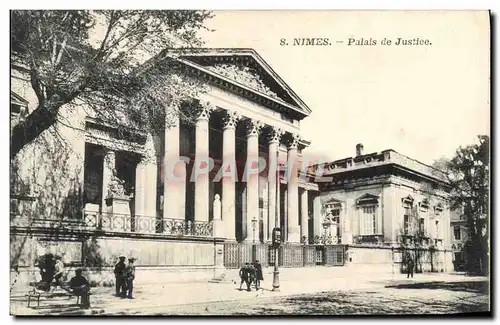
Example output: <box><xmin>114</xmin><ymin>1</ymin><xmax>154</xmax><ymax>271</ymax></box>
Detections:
<box><xmin>143</xmin><ymin>48</ymin><xmax>311</xmax><ymax>120</ymax></box>
<box><xmin>312</xmin><ymin>149</ymin><xmax>450</xmax><ymax>185</ymax></box>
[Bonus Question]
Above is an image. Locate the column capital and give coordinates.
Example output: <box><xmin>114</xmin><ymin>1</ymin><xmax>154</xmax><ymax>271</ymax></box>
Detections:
<box><xmin>245</xmin><ymin>119</ymin><xmax>263</xmax><ymax>138</ymax></box>
<box><xmin>195</xmin><ymin>100</ymin><xmax>215</xmax><ymax>121</ymax></box>
<box><xmin>103</xmin><ymin>148</ymin><xmax>116</xmax><ymax>160</ymax></box>
<box><xmin>222</xmin><ymin>110</ymin><xmax>241</xmax><ymax>130</ymax></box>
<box><xmin>267</xmin><ymin>127</ymin><xmax>284</xmax><ymax>144</ymax></box>
<box><xmin>286</xmin><ymin>133</ymin><xmax>301</xmax><ymax>150</ymax></box>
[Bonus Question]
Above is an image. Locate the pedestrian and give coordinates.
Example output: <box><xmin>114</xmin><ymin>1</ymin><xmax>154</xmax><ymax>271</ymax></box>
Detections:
<box><xmin>248</xmin><ymin>262</ymin><xmax>256</xmax><ymax>290</ymax></box>
<box><xmin>124</xmin><ymin>258</ymin><xmax>136</xmax><ymax>299</ymax></box>
<box><xmin>253</xmin><ymin>260</ymin><xmax>264</xmax><ymax>290</ymax></box>
<box><xmin>407</xmin><ymin>257</ymin><xmax>415</xmax><ymax>278</ymax></box>
<box><xmin>239</xmin><ymin>262</ymin><xmax>251</xmax><ymax>291</ymax></box>
<box><xmin>114</xmin><ymin>256</ymin><xmax>126</xmax><ymax>297</ymax></box>
<box><xmin>53</xmin><ymin>255</ymin><xmax>65</xmax><ymax>287</ymax></box>
<box><xmin>64</xmin><ymin>268</ymin><xmax>91</xmax><ymax>309</ymax></box>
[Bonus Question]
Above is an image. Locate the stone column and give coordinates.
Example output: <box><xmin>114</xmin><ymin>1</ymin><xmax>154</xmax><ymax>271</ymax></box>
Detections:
<box><xmin>101</xmin><ymin>149</ymin><xmax>116</xmax><ymax>213</ymax></box>
<box><xmin>286</xmin><ymin>133</ymin><xmax>301</xmax><ymax>243</ymax></box>
<box><xmin>194</xmin><ymin>102</ymin><xmax>214</xmax><ymax>222</ymax></box>
<box><xmin>221</xmin><ymin>110</ymin><xmax>240</xmax><ymax>241</ymax></box>
<box><xmin>144</xmin><ymin>134</ymin><xmax>158</xmax><ymax>223</ymax></box>
<box><xmin>313</xmin><ymin>194</ymin><xmax>322</xmax><ymax>241</ymax></box>
<box><xmin>164</xmin><ymin>112</ymin><xmax>185</xmax><ymax>220</ymax></box>
<box><xmin>244</xmin><ymin>119</ymin><xmax>262</xmax><ymax>242</ymax></box>
<box><xmin>267</xmin><ymin>127</ymin><xmax>283</xmax><ymax>241</ymax></box>
<box><xmin>134</xmin><ymin>158</ymin><xmax>146</xmax><ymax>217</ymax></box>
<box><xmin>300</xmin><ymin>188</ymin><xmax>309</xmax><ymax>243</ymax></box>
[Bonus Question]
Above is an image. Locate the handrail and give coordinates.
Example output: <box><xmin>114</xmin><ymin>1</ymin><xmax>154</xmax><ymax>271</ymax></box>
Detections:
<box><xmin>11</xmin><ymin>211</ymin><xmax>214</xmax><ymax>237</ymax></box>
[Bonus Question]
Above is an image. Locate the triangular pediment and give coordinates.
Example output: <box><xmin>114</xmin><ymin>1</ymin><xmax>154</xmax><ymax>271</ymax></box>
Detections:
<box><xmin>402</xmin><ymin>195</ymin><xmax>415</xmax><ymax>206</ymax></box>
<box><xmin>323</xmin><ymin>197</ymin><xmax>343</xmax><ymax>209</ymax></box>
<box><xmin>356</xmin><ymin>193</ymin><xmax>380</xmax><ymax>205</ymax></box>
<box><xmin>163</xmin><ymin>48</ymin><xmax>311</xmax><ymax>118</ymax></box>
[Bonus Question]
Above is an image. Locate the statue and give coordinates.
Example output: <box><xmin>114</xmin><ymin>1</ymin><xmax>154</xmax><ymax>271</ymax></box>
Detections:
<box><xmin>107</xmin><ymin>175</ymin><xmax>127</xmax><ymax>198</ymax></box>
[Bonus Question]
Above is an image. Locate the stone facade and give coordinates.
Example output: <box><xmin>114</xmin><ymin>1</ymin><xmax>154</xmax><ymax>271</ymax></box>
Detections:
<box><xmin>312</xmin><ymin>145</ymin><xmax>454</xmax><ymax>273</ymax></box>
<box><xmin>10</xmin><ymin>48</ymin><xmax>324</xmax><ymax>287</ymax></box>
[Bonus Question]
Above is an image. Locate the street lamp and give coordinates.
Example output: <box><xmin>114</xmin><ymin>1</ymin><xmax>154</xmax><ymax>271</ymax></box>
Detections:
<box><xmin>252</xmin><ymin>216</ymin><xmax>258</xmax><ymax>262</ymax></box>
<box><xmin>252</xmin><ymin>216</ymin><xmax>257</xmax><ymax>244</ymax></box>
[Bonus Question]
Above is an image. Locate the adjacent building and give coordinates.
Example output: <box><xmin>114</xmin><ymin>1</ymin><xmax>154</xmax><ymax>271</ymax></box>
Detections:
<box><xmin>311</xmin><ymin>144</ymin><xmax>454</xmax><ymax>272</ymax></box>
<box><xmin>450</xmin><ymin>208</ymin><xmax>468</xmax><ymax>271</ymax></box>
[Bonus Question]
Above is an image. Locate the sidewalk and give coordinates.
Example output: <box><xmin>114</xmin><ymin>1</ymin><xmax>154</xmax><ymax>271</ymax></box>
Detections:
<box><xmin>10</xmin><ymin>268</ymin><xmax>487</xmax><ymax>316</ymax></box>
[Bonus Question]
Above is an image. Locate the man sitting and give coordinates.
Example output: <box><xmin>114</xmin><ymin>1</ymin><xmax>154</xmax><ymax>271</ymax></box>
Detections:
<box><xmin>63</xmin><ymin>269</ymin><xmax>91</xmax><ymax>308</ymax></box>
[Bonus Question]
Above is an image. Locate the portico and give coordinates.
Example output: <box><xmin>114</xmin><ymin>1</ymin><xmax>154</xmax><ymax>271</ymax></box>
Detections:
<box><xmin>81</xmin><ymin>48</ymin><xmax>318</xmax><ymax>244</ymax></box>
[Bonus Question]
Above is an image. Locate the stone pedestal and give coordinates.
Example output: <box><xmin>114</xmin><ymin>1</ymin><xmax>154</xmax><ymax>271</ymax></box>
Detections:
<box><xmin>212</xmin><ymin>242</ymin><xmax>227</xmax><ymax>281</ymax></box>
<box><xmin>103</xmin><ymin>195</ymin><xmax>132</xmax><ymax>232</ymax></box>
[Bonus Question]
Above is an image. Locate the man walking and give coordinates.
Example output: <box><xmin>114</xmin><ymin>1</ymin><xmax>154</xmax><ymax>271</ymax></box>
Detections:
<box><xmin>124</xmin><ymin>258</ymin><xmax>136</xmax><ymax>299</ymax></box>
<box><xmin>407</xmin><ymin>256</ymin><xmax>415</xmax><ymax>278</ymax></box>
<box><xmin>114</xmin><ymin>256</ymin><xmax>126</xmax><ymax>297</ymax></box>
<box><xmin>239</xmin><ymin>263</ymin><xmax>252</xmax><ymax>291</ymax></box>
<box><xmin>253</xmin><ymin>260</ymin><xmax>263</xmax><ymax>290</ymax></box>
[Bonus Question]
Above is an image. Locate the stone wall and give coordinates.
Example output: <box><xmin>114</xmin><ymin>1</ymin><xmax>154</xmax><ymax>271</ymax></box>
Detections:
<box><xmin>346</xmin><ymin>245</ymin><xmax>454</xmax><ymax>274</ymax></box>
<box><xmin>10</xmin><ymin>230</ymin><xmax>223</xmax><ymax>291</ymax></box>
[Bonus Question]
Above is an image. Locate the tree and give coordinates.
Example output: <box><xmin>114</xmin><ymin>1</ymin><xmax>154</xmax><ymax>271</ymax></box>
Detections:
<box><xmin>10</xmin><ymin>10</ymin><xmax>213</xmax><ymax>159</ymax></box>
<box><xmin>434</xmin><ymin>135</ymin><xmax>489</xmax><ymax>275</ymax></box>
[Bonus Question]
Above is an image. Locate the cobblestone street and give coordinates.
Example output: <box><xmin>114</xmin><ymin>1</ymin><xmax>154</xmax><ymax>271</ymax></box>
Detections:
<box><xmin>10</xmin><ymin>268</ymin><xmax>489</xmax><ymax>316</ymax></box>
<box><xmin>143</xmin><ymin>282</ymin><xmax>488</xmax><ymax>316</ymax></box>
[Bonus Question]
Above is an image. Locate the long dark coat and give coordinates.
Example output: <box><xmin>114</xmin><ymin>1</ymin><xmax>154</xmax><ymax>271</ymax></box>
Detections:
<box><xmin>254</xmin><ymin>263</ymin><xmax>264</xmax><ymax>281</ymax></box>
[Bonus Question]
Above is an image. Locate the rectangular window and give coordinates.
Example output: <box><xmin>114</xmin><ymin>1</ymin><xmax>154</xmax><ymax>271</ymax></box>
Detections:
<box><xmin>331</xmin><ymin>209</ymin><xmax>340</xmax><ymax>224</ymax></box>
<box><xmin>403</xmin><ymin>206</ymin><xmax>411</xmax><ymax>234</ymax></box>
<box><xmin>360</xmin><ymin>206</ymin><xmax>376</xmax><ymax>235</ymax></box>
<box><xmin>454</xmin><ymin>226</ymin><xmax>461</xmax><ymax>240</ymax></box>
<box><xmin>435</xmin><ymin>220</ymin><xmax>440</xmax><ymax>239</ymax></box>
<box><xmin>419</xmin><ymin>218</ymin><xmax>425</xmax><ymax>236</ymax></box>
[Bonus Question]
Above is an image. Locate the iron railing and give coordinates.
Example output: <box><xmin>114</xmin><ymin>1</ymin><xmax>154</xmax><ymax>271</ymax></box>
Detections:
<box><xmin>10</xmin><ymin>211</ymin><xmax>214</xmax><ymax>237</ymax></box>
<box><xmin>312</xmin><ymin>234</ymin><xmax>341</xmax><ymax>245</ymax></box>
<box><xmin>353</xmin><ymin>234</ymin><xmax>384</xmax><ymax>245</ymax></box>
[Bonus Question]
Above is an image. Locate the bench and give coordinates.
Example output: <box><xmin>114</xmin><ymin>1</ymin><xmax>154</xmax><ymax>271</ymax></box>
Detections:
<box><xmin>26</xmin><ymin>283</ymin><xmax>91</xmax><ymax>308</ymax></box>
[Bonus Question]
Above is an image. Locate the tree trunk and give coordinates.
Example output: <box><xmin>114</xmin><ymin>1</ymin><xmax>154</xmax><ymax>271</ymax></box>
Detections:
<box><xmin>10</xmin><ymin>104</ymin><xmax>57</xmax><ymax>159</ymax></box>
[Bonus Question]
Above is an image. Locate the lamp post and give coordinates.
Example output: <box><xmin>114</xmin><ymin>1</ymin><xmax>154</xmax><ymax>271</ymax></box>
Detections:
<box><xmin>252</xmin><ymin>216</ymin><xmax>257</xmax><ymax>262</ymax></box>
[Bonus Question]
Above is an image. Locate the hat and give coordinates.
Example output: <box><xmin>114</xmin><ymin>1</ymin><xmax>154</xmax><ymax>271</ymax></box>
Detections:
<box><xmin>128</xmin><ymin>258</ymin><xmax>136</xmax><ymax>262</ymax></box>
<box><xmin>75</xmin><ymin>268</ymin><xmax>84</xmax><ymax>274</ymax></box>
<box><xmin>119</xmin><ymin>256</ymin><xmax>126</xmax><ymax>260</ymax></box>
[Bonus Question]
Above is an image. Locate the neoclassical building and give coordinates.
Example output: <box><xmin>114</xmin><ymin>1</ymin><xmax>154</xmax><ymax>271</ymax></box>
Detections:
<box><xmin>312</xmin><ymin>144</ymin><xmax>454</xmax><ymax>272</ymax></box>
<box><xmin>11</xmin><ymin>48</ymin><xmax>327</xmax><ymax>286</ymax></box>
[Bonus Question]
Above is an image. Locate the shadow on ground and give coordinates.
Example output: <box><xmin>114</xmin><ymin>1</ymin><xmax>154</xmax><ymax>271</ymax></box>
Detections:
<box><xmin>385</xmin><ymin>281</ymin><xmax>489</xmax><ymax>294</ymax></box>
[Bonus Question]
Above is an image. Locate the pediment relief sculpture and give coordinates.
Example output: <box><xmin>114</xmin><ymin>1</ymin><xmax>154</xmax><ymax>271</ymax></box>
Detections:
<box><xmin>206</xmin><ymin>63</ymin><xmax>283</xmax><ymax>101</ymax></box>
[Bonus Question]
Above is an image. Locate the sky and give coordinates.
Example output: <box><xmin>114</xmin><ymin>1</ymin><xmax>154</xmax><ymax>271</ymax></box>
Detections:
<box><xmin>198</xmin><ymin>10</ymin><xmax>490</xmax><ymax>165</ymax></box>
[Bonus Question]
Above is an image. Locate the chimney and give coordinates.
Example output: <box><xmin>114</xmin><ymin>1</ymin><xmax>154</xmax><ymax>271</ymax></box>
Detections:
<box><xmin>356</xmin><ymin>143</ymin><xmax>364</xmax><ymax>157</ymax></box>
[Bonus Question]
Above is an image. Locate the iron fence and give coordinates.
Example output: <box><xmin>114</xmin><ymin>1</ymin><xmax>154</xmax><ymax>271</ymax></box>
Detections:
<box><xmin>223</xmin><ymin>242</ymin><xmax>346</xmax><ymax>268</ymax></box>
<box><xmin>10</xmin><ymin>211</ymin><xmax>214</xmax><ymax>237</ymax></box>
